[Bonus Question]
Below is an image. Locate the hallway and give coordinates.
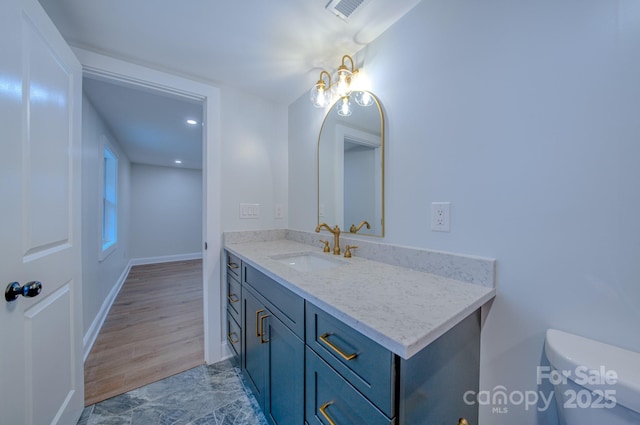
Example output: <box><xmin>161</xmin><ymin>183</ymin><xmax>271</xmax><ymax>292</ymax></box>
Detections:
<box><xmin>84</xmin><ymin>260</ymin><xmax>204</xmax><ymax>405</ymax></box>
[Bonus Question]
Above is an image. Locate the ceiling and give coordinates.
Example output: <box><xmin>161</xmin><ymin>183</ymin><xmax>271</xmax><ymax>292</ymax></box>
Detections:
<box><xmin>84</xmin><ymin>78</ymin><xmax>204</xmax><ymax>170</ymax></box>
<box><xmin>38</xmin><ymin>0</ymin><xmax>422</xmax><ymax>169</ymax></box>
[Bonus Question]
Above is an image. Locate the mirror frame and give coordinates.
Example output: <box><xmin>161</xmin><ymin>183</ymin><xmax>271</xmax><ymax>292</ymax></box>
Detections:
<box><xmin>317</xmin><ymin>91</ymin><xmax>385</xmax><ymax>237</ymax></box>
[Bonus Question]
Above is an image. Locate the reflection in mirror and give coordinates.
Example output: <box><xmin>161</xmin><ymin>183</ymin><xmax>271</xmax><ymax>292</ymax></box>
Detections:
<box><xmin>318</xmin><ymin>91</ymin><xmax>384</xmax><ymax>237</ymax></box>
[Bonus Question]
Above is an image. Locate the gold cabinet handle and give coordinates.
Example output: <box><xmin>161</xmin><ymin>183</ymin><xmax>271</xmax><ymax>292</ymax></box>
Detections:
<box><xmin>319</xmin><ymin>333</ymin><xmax>358</xmax><ymax>361</ymax></box>
<box><xmin>255</xmin><ymin>309</ymin><xmax>265</xmax><ymax>337</ymax></box>
<box><xmin>319</xmin><ymin>401</ymin><xmax>337</xmax><ymax>425</ymax></box>
<box><xmin>227</xmin><ymin>262</ymin><xmax>239</xmax><ymax>269</ymax></box>
<box><xmin>227</xmin><ymin>331</ymin><xmax>239</xmax><ymax>345</ymax></box>
<box><xmin>259</xmin><ymin>314</ymin><xmax>271</xmax><ymax>344</ymax></box>
<box><xmin>227</xmin><ymin>293</ymin><xmax>239</xmax><ymax>303</ymax></box>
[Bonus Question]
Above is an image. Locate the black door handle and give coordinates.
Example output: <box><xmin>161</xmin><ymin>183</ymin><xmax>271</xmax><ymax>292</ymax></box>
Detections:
<box><xmin>5</xmin><ymin>281</ymin><xmax>42</xmax><ymax>302</ymax></box>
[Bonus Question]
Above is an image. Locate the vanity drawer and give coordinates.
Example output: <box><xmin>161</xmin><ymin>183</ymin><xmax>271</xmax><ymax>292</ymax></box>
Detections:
<box><xmin>226</xmin><ymin>251</ymin><xmax>241</xmax><ymax>279</ymax></box>
<box><xmin>306</xmin><ymin>302</ymin><xmax>396</xmax><ymax>418</ymax></box>
<box><xmin>243</xmin><ymin>263</ymin><xmax>304</xmax><ymax>338</ymax></box>
<box><xmin>226</xmin><ymin>272</ymin><xmax>241</xmax><ymax>323</ymax></box>
<box><xmin>306</xmin><ymin>347</ymin><xmax>394</xmax><ymax>425</ymax></box>
<box><xmin>227</xmin><ymin>313</ymin><xmax>241</xmax><ymax>364</ymax></box>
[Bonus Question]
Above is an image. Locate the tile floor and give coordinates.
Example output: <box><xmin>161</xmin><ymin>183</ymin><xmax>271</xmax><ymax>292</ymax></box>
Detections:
<box><xmin>76</xmin><ymin>360</ymin><xmax>267</xmax><ymax>425</ymax></box>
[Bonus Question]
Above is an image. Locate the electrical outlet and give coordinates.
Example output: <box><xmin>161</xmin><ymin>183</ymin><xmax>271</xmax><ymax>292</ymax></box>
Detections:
<box><xmin>431</xmin><ymin>202</ymin><xmax>451</xmax><ymax>232</ymax></box>
<box><xmin>275</xmin><ymin>204</ymin><xmax>284</xmax><ymax>219</ymax></box>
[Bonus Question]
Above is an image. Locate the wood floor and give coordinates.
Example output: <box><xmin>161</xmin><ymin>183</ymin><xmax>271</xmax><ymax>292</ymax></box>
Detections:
<box><xmin>84</xmin><ymin>259</ymin><xmax>204</xmax><ymax>406</ymax></box>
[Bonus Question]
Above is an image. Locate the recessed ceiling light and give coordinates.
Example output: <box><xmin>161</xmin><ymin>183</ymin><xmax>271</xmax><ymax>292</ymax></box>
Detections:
<box><xmin>174</xmin><ymin>160</ymin><xmax>182</xmax><ymax>164</ymax></box>
<box><xmin>186</xmin><ymin>119</ymin><xmax>197</xmax><ymax>125</ymax></box>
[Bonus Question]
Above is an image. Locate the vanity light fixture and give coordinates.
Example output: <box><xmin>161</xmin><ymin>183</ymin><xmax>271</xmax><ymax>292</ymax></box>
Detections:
<box><xmin>335</xmin><ymin>55</ymin><xmax>355</xmax><ymax>98</ymax></box>
<box><xmin>310</xmin><ymin>70</ymin><xmax>332</xmax><ymax>108</ymax></box>
<box><xmin>310</xmin><ymin>54</ymin><xmax>367</xmax><ymax>112</ymax></box>
<box><xmin>353</xmin><ymin>90</ymin><xmax>374</xmax><ymax>107</ymax></box>
<box><xmin>336</xmin><ymin>96</ymin><xmax>352</xmax><ymax>116</ymax></box>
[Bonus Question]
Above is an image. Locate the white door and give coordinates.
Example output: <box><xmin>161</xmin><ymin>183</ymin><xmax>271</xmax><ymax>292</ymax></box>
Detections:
<box><xmin>0</xmin><ymin>0</ymin><xmax>84</xmax><ymax>424</ymax></box>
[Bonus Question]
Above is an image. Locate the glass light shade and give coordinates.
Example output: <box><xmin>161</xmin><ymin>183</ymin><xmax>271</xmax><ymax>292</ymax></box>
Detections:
<box><xmin>353</xmin><ymin>90</ymin><xmax>374</xmax><ymax>107</ymax></box>
<box><xmin>337</xmin><ymin>96</ymin><xmax>352</xmax><ymax>116</ymax></box>
<box><xmin>310</xmin><ymin>82</ymin><xmax>331</xmax><ymax>108</ymax></box>
<box><xmin>335</xmin><ymin>66</ymin><xmax>352</xmax><ymax>98</ymax></box>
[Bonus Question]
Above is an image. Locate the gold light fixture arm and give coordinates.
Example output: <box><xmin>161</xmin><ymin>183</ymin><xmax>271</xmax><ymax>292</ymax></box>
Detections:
<box><xmin>317</xmin><ymin>70</ymin><xmax>331</xmax><ymax>89</ymax></box>
<box><xmin>341</xmin><ymin>54</ymin><xmax>356</xmax><ymax>73</ymax></box>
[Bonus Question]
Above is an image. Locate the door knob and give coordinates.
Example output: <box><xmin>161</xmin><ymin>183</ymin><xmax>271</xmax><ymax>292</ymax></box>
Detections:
<box><xmin>5</xmin><ymin>281</ymin><xmax>42</xmax><ymax>302</ymax></box>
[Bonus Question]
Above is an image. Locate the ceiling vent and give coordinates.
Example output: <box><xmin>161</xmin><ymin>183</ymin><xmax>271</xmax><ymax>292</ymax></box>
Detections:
<box><xmin>325</xmin><ymin>0</ymin><xmax>367</xmax><ymax>21</ymax></box>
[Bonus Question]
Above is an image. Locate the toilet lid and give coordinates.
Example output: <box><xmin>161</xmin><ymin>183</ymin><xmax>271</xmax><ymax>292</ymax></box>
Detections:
<box><xmin>545</xmin><ymin>329</ymin><xmax>640</xmax><ymax>414</ymax></box>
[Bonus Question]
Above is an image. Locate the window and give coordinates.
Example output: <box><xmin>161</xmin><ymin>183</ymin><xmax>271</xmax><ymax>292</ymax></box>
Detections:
<box><xmin>101</xmin><ymin>145</ymin><xmax>118</xmax><ymax>256</ymax></box>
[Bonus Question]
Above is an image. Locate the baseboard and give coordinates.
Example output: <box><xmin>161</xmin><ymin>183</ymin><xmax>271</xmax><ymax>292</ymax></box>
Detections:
<box><xmin>129</xmin><ymin>252</ymin><xmax>202</xmax><ymax>266</ymax></box>
<box><xmin>82</xmin><ymin>262</ymin><xmax>131</xmax><ymax>362</ymax></box>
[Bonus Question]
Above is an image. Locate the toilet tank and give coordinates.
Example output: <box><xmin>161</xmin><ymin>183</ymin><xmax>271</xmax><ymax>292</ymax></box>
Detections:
<box><xmin>545</xmin><ymin>329</ymin><xmax>640</xmax><ymax>423</ymax></box>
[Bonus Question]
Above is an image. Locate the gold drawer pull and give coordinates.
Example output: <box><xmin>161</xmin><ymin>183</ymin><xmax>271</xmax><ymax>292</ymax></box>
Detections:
<box><xmin>227</xmin><ymin>293</ymin><xmax>239</xmax><ymax>303</ymax></box>
<box><xmin>259</xmin><ymin>314</ymin><xmax>271</xmax><ymax>344</ymax></box>
<box><xmin>319</xmin><ymin>333</ymin><xmax>358</xmax><ymax>361</ymax></box>
<box><xmin>319</xmin><ymin>401</ymin><xmax>337</xmax><ymax>425</ymax></box>
<box><xmin>227</xmin><ymin>331</ymin><xmax>239</xmax><ymax>345</ymax></box>
<box><xmin>227</xmin><ymin>262</ymin><xmax>239</xmax><ymax>269</ymax></box>
<box><xmin>255</xmin><ymin>309</ymin><xmax>265</xmax><ymax>337</ymax></box>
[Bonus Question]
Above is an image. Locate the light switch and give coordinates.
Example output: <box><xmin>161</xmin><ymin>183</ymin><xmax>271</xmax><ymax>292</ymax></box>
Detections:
<box><xmin>240</xmin><ymin>203</ymin><xmax>260</xmax><ymax>219</ymax></box>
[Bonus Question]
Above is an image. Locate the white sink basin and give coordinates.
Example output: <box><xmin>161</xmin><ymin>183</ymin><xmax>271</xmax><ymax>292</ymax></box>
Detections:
<box><xmin>270</xmin><ymin>252</ymin><xmax>346</xmax><ymax>272</ymax></box>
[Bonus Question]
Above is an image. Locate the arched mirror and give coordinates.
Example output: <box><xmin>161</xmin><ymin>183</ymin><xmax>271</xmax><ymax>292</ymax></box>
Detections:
<box><xmin>317</xmin><ymin>91</ymin><xmax>384</xmax><ymax>237</ymax></box>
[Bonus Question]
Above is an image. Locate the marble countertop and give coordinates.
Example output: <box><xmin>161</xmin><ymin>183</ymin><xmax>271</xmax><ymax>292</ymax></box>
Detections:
<box><xmin>225</xmin><ymin>238</ymin><xmax>495</xmax><ymax>359</ymax></box>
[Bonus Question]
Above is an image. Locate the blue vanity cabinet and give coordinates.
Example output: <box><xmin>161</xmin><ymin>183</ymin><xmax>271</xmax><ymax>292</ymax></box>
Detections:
<box><xmin>306</xmin><ymin>302</ymin><xmax>396</xmax><ymax>418</ymax></box>
<box><xmin>226</xmin><ymin>250</ymin><xmax>481</xmax><ymax>425</ymax></box>
<box><xmin>241</xmin><ymin>263</ymin><xmax>305</xmax><ymax>425</ymax></box>
<box><xmin>306</xmin><ymin>346</ymin><xmax>394</xmax><ymax>425</ymax></box>
<box><xmin>305</xmin><ymin>302</ymin><xmax>481</xmax><ymax>425</ymax></box>
<box><xmin>241</xmin><ymin>287</ymin><xmax>266</xmax><ymax>406</ymax></box>
<box><xmin>225</xmin><ymin>252</ymin><xmax>242</xmax><ymax>366</ymax></box>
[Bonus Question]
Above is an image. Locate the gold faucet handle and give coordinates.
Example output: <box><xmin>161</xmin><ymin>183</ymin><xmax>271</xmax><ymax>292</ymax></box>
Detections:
<box><xmin>458</xmin><ymin>419</ymin><xmax>469</xmax><ymax>425</ymax></box>
<box><xmin>344</xmin><ymin>245</ymin><xmax>358</xmax><ymax>258</ymax></box>
<box><xmin>319</xmin><ymin>240</ymin><xmax>330</xmax><ymax>253</ymax></box>
<box><xmin>349</xmin><ymin>224</ymin><xmax>357</xmax><ymax>233</ymax></box>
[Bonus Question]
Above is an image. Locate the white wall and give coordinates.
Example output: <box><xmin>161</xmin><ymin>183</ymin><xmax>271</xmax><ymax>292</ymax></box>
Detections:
<box><xmin>288</xmin><ymin>1</ymin><xmax>640</xmax><ymax>423</ymax></box>
<box><xmin>129</xmin><ymin>163</ymin><xmax>202</xmax><ymax>259</ymax></box>
<box><xmin>221</xmin><ymin>87</ymin><xmax>288</xmax><ymax>231</ymax></box>
<box><xmin>81</xmin><ymin>93</ymin><xmax>131</xmax><ymax>335</ymax></box>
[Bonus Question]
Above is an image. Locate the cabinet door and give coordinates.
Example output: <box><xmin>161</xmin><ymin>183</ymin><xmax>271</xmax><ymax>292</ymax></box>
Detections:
<box><xmin>226</xmin><ymin>312</ymin><xmax>241</xmax><ymax>366</ymax></box>
<box><xmin>264</xmin><ymin>314</ymin><xmax>304</xmax><ymax>425</ymax></box>
<box><xmin>305</xmin><ymin>347</ymin><xmax>393</xmax><ymax>425</ymax></box>
<box><xmin>227</xmin><ymin>272</ymin><xmax>242</xmax><ymax>323</ymax></box>
<box><xmin>242</xmin><ymin>288</ymin><xmax>267</xmax><ymax>407</ymax></box>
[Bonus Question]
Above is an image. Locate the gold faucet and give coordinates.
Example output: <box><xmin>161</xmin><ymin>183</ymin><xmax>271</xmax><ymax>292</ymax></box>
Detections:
<box><xmin>319</xmin><ymin>239</ymin><xmax>330</xmax><ymax>253</ymax></box>
<box><xmin>344</xmin><ymin>245</ymin><xmax>358</xmax><ymax>258</ymax></box>
<box><xmin>349</xmin><ymin>220</ymin><xmax>371</xmax><ymax>233</ymax></box>
<box><xmin>315</xmin><ymin>223</ymin><xmax>341</xmax><ymax>255</ymax></box>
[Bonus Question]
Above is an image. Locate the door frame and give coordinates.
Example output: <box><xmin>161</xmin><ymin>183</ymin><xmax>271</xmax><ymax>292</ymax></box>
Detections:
<box><xmin>75</xmin><ymin>48</ymin><xmax>224</xmax><ymax>364</ymax></box>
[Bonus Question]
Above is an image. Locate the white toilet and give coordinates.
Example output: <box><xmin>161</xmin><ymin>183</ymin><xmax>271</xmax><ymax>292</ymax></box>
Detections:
<box><xmin>545</xmin><ymin>329</ymin><xmax>640</xmax><ymax>425</ymax></box>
